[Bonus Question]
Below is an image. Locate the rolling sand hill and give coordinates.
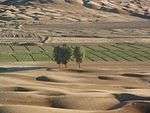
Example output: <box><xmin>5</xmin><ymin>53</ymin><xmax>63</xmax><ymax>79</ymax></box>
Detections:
<box><xmin>0</xmin><ymin>62</ymin><xmax>150</xmax><ymax>113</ymax></box>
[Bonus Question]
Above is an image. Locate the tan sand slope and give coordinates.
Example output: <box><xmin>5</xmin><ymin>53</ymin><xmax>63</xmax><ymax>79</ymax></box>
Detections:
<box><xmin>0</xmin><ymin>62</ymin><xmax>150</xmax><ymax>113</ymax></box>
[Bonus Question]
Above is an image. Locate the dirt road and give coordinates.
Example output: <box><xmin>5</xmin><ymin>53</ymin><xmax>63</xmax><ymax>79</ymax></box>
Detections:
<box><xmin>24</xmin><ymin>20</ymin><xmax>150</xmax><ymax>30</ymax></box>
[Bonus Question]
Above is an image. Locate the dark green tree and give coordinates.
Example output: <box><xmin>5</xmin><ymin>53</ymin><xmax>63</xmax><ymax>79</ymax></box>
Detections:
<box><xmin>53</xmin><ymin>44</ymin><xmax>72</xmax><ymax>69</ymax></box>
<box><xmin>53</xmin><ymin>46</ymin><xmax>62</xmax><ymax>69</ymax></box>
<box><xmin>73</xmin><ymin>46</ymin><xmax>83</xmax><ymax>68</ymax></box>
<box><xmin>61</xmin><ymin>44</ymin><xmax>72</xmax><ymax>68</ymax></box>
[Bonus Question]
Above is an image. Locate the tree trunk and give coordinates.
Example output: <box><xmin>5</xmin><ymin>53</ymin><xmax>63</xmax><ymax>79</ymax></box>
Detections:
<box><xmin>59</xmin><ymin>64</ymin><xmax>61</xmax><ymax>70</ymax></box>
<box><xmin>78</xmin><ymin>63</ymin><xmax>81</xmax><ymax>68</ymax></box>
<box><xmin>65</xmin><ymin>64</ymin><xmax>67</xmax><ymax>68</ymax></box>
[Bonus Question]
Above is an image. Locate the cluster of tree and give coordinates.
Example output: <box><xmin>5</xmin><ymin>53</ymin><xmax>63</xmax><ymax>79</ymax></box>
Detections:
<box><xmin>53</xmin><ymin>44</ymin><xmax>83</xmax><ymax>69</ymax></box>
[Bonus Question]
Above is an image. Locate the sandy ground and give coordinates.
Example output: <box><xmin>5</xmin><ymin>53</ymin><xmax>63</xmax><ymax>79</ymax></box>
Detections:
<box><xmin>0</xmin><ymin>61</ymin><xmax>150</xmax><ymax>113</ymax></box>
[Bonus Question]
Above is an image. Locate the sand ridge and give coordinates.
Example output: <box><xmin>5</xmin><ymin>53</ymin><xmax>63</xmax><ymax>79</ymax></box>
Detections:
<box><xmin>0</xmin><ymin>62</ymin><xmax>150</xmax><ymax>113</ymax></box>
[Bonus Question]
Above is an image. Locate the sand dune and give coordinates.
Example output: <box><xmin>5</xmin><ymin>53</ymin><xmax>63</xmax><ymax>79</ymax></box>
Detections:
<box><xmin>0</xmin><ymin>62</ymin><xmax>150</xmax><ymax>113</ymax></box>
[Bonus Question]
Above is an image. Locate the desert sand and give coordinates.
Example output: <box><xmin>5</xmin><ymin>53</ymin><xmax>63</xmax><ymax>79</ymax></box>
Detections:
<box><xmin>0</xmin><ymin>61</ymin><xmax>150</xmax><ymax>113</ymax></box>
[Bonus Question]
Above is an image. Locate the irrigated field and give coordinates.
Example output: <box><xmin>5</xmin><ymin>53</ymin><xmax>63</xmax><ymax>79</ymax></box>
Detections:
<box><xmin>0</xmin><ymin>43</ymin><xmax>150</xmax><ymax>62</ymax></box>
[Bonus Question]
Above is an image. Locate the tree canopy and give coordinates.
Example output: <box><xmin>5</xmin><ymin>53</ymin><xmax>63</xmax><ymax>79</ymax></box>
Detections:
<box><xmin>73</xmin><ymin>46</ymin><xmax>83</xmax><ymax>68</ymax></box>
<box><xmin>53</xmin><ymin>45</ymin><xmax>84</xmax><ymax>69</ymax></box>
<box><xmin>53</xmin><ymin>44</ymin><xmax>72</xmax><ymax>68</ymax></box>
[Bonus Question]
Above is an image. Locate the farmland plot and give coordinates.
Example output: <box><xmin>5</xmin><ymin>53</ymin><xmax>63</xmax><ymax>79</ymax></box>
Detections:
<box><xmin>0</xmin><ymin>43</ymin><xmax>150</xmax><ymax>62</ymax></box>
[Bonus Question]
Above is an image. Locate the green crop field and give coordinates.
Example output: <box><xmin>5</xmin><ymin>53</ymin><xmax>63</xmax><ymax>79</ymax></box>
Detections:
<box><xmin>0</xmin><ymin>43</ymin><xmax>150</xmax><ymax>62</ymax></box>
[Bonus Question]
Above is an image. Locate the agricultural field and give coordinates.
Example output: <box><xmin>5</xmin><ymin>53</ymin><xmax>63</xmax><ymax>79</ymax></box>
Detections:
<box><xmin>0</xmin><ymin>43</ymin><xmax>150</xmax><ymax>62</ymax></box>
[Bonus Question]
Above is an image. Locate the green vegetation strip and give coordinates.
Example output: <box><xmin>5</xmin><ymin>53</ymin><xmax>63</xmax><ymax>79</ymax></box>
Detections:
<box><xmin>0</xmin><ymin>43</ymin><xmax>150</xmax><ymax>62</ymax></box>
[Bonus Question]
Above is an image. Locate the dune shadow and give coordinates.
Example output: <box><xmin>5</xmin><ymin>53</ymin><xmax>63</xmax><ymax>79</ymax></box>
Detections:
<box><xmin>0</xmin><ymin>66</ymin><xmax>47</xmax><ymax>73</ymax></box>
<box><xmin>123</xmin><ymin>86</ymin><xmax>138</xmax><ymax>89</ymax></box>
<box><xmin>137</xmin><ymin>102</ymin><xmax>150</xmax><ymax>113</ymax></box>
<box><xmin>35</xmin><ymin>76</ymin><xmax>61</xmax><ymax>83</ymax></box>
<box><xmin>110</xmin><ymin>93</ymin><xmax>150</xmax><ymax>111</ymax></box>
<box><xmin>36</xmin><ymin>76</ymin><xmax>52</xmax><ymax>82</ymax></box>
<box><xmin>121</xmin><ymin>73</ymin><xmax>147</xmax><ymax>78</ymax></box>
<box><xmin>98</xmin><ymin>76</ymin><xmax>115</xmax><ymax>80</ymax></box>
<box><xmin>63</xmin><ymin>68</ymin><xmax>96</xmax><ymax>73</ymax></box>
<box><xmin>113</xmin><ymin>93</ymin><xmax>150</xmax><ymax>102</ymax></box>
<box><xmin>13</xmin><ymin>86</ymin><xmax>35</xmax><ymax>92</ymax></box>
<box><xmin>46</xmin><ymin>68</ymin><xmax>97</xmax><ymax>73</ymax></box>
<box><xmin>1</xmin><ymin>86</ymin><xmax>35</xmax><ymax>92</ymax></box>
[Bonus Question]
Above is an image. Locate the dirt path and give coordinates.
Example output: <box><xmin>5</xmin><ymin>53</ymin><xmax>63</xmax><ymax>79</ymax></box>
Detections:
<box><xmin>45</xmin><ymin>37</ymin><xmax>150</xmax><ymax>43</ymax></box>
<box><xmin>24</xmin><ymin>21</ymin><xmax>150</xmax><ymax>30</ymax></box>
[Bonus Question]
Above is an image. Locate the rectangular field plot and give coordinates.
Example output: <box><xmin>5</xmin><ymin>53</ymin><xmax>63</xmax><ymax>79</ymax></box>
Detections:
<box><xmin>0</xmin><ymin>53</ymin><xmax>16</xmax><ymax>62</ymax></box>
<box><xmin>0</xmin><ymin>43</ymin><xmax>150</xmax><ymax>62</ymax></box>
<box><xmin>109</xmin><ymin>50</ymin><xmax>138</xmax><ymax>61</ymax></box>
<box><xmin>84</xmin><ymin>47</ymin><xmax>113</xmax><ymax>61</ymax></box>
<box><xmin>12</xmin><ymin>53</ymin><xmax>33</xmax><ymax>61</ymax></box>
<box><xmin>26</xmin><ymin>46</ymin><xmax>43</xmax><ymax>52</ymax></box>
<box><xmin>84</xmin><ymin>43</ymin><xmax>150</xmax><ymax>62</ymax></box>
<box><xmin>0</xmin><ymin>45</ymin><xmax>12</xmax><ymax>53</ymax></box>
<box><xmin>12</xmin><ymin>46</ymin><xmax>27</xmax><ymax>52</ymax></box>
<box><xmin>39</xmin><ymin>45</ymin><xmax>54</xmax><ymax>52</ymax></box>
<box><xmin>31</xmin><ymin>53</ymin><xmax>50</xmax><ymax>61</ymax></box>
<box><xmin>133</xmin><ymin>43</ymin><xmax>150</xmax><ymax>50</ymax></box>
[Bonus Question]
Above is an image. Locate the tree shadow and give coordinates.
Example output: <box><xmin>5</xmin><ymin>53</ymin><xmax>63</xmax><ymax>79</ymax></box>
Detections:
<box><xmin>0</xmin><ymin>66</ymin><xmax>46</xmax><ymax>73</ymax></box>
